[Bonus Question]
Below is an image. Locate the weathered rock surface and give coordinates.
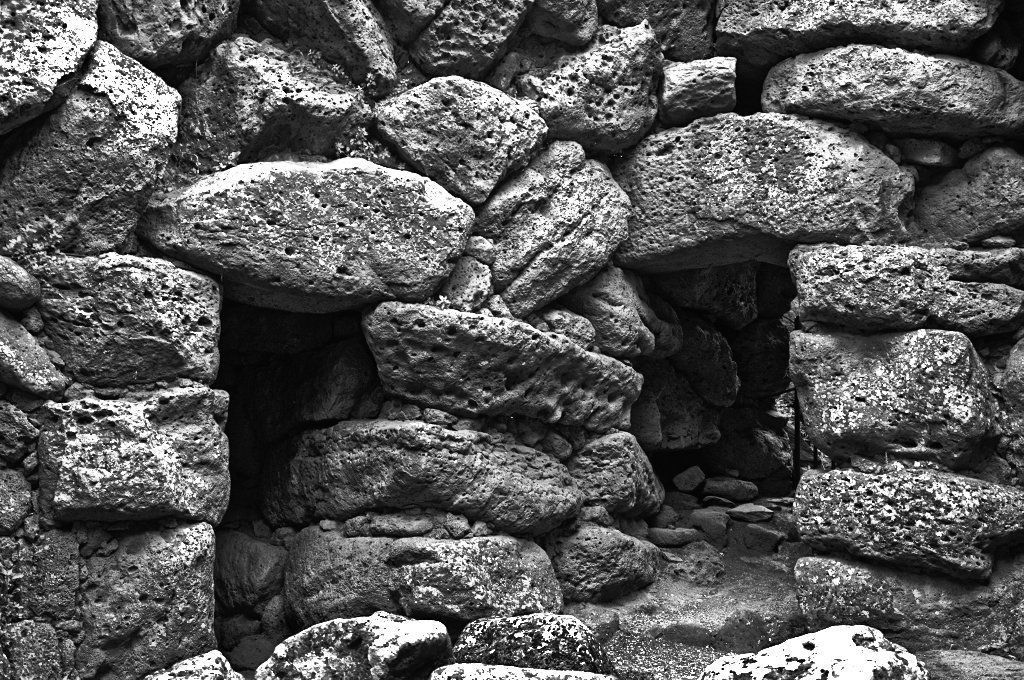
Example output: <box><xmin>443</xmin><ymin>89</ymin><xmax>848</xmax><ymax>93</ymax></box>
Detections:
<box><xmin>791</xmin><ymin>245</ymin><xmax>1024</xmax><ymax>336</ymax></box>
<box><xmin>38</xmin><ymin>254</ymin><xmax>221</xmax><ymax>386</ymax></box>
<box><xmin>0</xmin><ymin>42</ymin><xmax>179</xmax><ymax>256</ymax></box>
<box><xmin>717</xmin><ymin>0</ymin><xmax>1000</xmax><ymax>72</ymax></box>
<box><xmin>614</xmin><ymin>113</ymin><xmax>913</xmax><ymax>270</ymax></box>
<box><xmin>364</xmin><ymin>303</ymin><xmax>642</xmax><ymax>431</ymax></box>
<box><xmin>247</xmin><ymin>0</ymin><xmax>397</xmax><ymax>96</ymax></box>
<box><xmin>262</xmin><ymin>419</ymin><xmax>582</xmax><ymax>534</ymax></box>
<box><xmin>453</xmin><ymin>614</ymin><xmax>611</xmax><ymax>672</ymax></box>
<box><xmin>790</xmin><ymin>329</ymin><xmax>994</xmax><ymax>467</ymax></box>
<box><xmin>142</xmin><ymin>159</ymin><xmax>473</xmax><ymax>313</ymax></box>
<box><xmin>0</xmin><ymin>0</ymin><xmax>97</xmax><ymax>135</ymax></box>
<box><xmin>567</xmin><ymin>431</ymin><xmax>663</xmax><ymax>517</ymax></box>
<box><xmin>659</xmin><ymin>57</ymin><xmax>736</xmax><ymax>127</ymax></box>
<box><xmin>500</xmin><ymin>24</ymin><xmax>660</xmax><ymax>154</ymax></box>
<box><xmin>97</xmin><ymin>0</ymin><xmax>238</xmax><ymax>70</ymax></box>
<box><xmin>728</xmin><ymin>320</ymin><xmax>790</xmax><ymax>401</ymax></box>
<box><xmin>78</xmin><ymin>523</ymin><xmax>217</xmax><ymax>680</ymax></box>
<box><xmin>255</xmin><ymin>612</ymin><xmax>450</xmax><ymax>680</ymax></box>
<box><xmin>916</xmin><ymin>650</ymin><xmax>1024</xmax><ymax>680</ymax></box>
<box><xmin>549</xmin><ymin>523</ymin><xmax>659</xmax><ymax>602</ymax></box>
<box><xmin>476</xmin><ymin>142</ymin><xmax>631</xmax><ymax>316</ymax></box>
<box><xmin>630</xmin><ymin>357</ymin><xmax>723</xmax><ymax>452</ymax></box>
<box><xmin>145</xmin><ymin>650</ymin><xmax>243</xmax><ymax>680</ymax></box>
<box><xmin>763</xmin><ymin>45</ymin><xmax>1024</xmax><ymax>139</ymax></box>
<box><xmin>0</xmin><ymin>468</ymin><xmax>31</xmax><ymax>534</ymax></box>
<box><xmin>411</xmin><ymin>0</ymin><xmax>533</xmax><ymax>79</ymax></box>
<box><xmin>597</xmin><ymin>0</ymin><xmax>713</xmax><ymax>62</ymax></box>
<box><xmin>0</xmin><ymin>256</ymin><xmax>40</xmax><ymax>311</ymax></box>
<box><xmin>433</xmin><ymin>666</ymin><xmax>616</xmax><ymax>680</ymax></box>
<box><xmin>529</xmin><ymin>0</ymin><xmax>599</xmax><ymax>46</ymax></box>
<box><xmin>699</xmin><ymin>625</ymin><xmax>927</xmax><ymax>680</ymax></box>
<box><xmin>915</xmin><ymin>147</ymin><xmax>1024</xmax><ymax>243</ymax></box>
<box><xmin>654</xmin><ymin>263</ymin><xmax>758</xmax><ymax>331</ymax></box>
<box><xmin>0</xmin><ymin>313</ymin><xmax>68</xmax><ymax>397</ymax></box>
<box><xmin>796</xmin><ymin>468</ymin><xmax>1024</xmax><ymax>580</ymax></box>
<box><xmin>215</xmin><ymin>531</ymin><xmax>288</xmax><ymax>613</ymax></box>
<box><xmin>166</xmin><ymin>35</ymin><xmax>373</xmax><ymax>186</ymax></box>
<box><xmin>38</xmin><ymin>385</ymin><xmax>229</xmax><ymax>523</ymax></box>
<box><xmin>377</xmin><ymin>77</ymin><xmax>546</xmax><ymax>205</ymax></box>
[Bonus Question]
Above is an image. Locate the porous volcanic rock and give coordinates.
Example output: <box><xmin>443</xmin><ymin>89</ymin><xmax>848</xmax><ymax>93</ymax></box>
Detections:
<box><xmin>364</xmin><ymin>303</ymin><xmax>642</xmax><ymax>431</ymax></box>
<box><xmin>0</xmin><ymin>313</ymin><xmax>68</xmax><ymax>397</ymax></box>
<box><xmin>410</xmin><ymin>0</ymin><xmax>533</xmax><ymax>78</ymax></box>
<box><xmin>38</xmin><ymin>385</ymin><xmax>229</xmax><ymax>523</ymax></box>
<box><xmin>0</xmin><ymin>42</ymin><xmax>179</xmax><ymax>256</ymax></box>
<box><xmin>548</xmin><ymin>523</ymin><xmax>660</xmax><ymax>602</ymax></box>
<box><xmin>0</xmin><ymin>468</ymin><xmax>30</xmax><ymax>534</ymax></box>
<box><xmin>796</xmin><ymin>468</ymin><xmax>1024</xmax><ymax>580</ymax></box>
<box><xmin>433</xmin><ymin>666</ymin><xmax>616</xmax><ymax>680</ymax></box>
<box><xmin>567</xmin><ymin>431</ymin><xmax>663</xmax><ymax>517</ymax></box>
<box><xmin>0</xmin><ymin>0</ymin><xmax>97</xmax><ymax>135</ymax></box>
<box><xmin>613</xmin><ymin>113</ymin><xmax>913</xmax><ymax>270</ymax></box>
<box><xmin>762</xmin><ymin>45</ymin><xmax>1024</xmax><ymax>139</ymax></box>
<box><xmin>0</xmin><ymin>256</ymin><xmax>40</xmax><ymax>311</ymax></box>
<box><xmin>453</xmin><ymin>614</ymin><xmax>611</xmax><ymax>672</ymax></box>
<box><xmin>528</xmin><ymin>0</ymin><xmax>599</xmax><ymax>46</ymax></box>
<box><xmin>141</xmin><ymin>159</ymin><xmax>473</xmax><ymax>313</ymax></box>
<box><xmin>659</xmin><ymin>57</ymin><xmax>737</xmax><ymax>127</ymax></box>
<box><xmin>597</xmin><ymin>0</ymin><xmax>713</xmax><ymax>62</ymax></box>
<box><xmin>214</xmin><ymin>531</ymin><xmax>288</xmax><ymax>613</ymax></box>
<box><xmin>476</xmin><ymin>141</ymin><xmax>631</xmax><ymax>316</ymax></box>
<box><xmin>629</xmin><ymin>356</ymin><xmax>723</xmax><ymax>452</ymax></box>
<box><xmin>790</xmin><ymin>245</ymin><xmax>1024</xmax><ymax>336</ymax></box>
<box><xmin>262</xmin><ymin>419</ymin><xmax>583</xmax><ymax>534</ymax></box>
<box><xmin>145</xmin><ymin>651</ymin><xmax>243</xmax><ymax>680</ymax></box>
<box><xmin>653</xmin><ymin>262</ymin><xmax>758</xmax><ymax>330</ymax></box>
<box><xmin>915</xmin><ymin>650</ymin><xmax>1024</xmax><ymax>680</ymax></box>
<box><xmin>376</xmin><ymin>76</ymin><xmax>547</xmax><ymax>205</ymax></box>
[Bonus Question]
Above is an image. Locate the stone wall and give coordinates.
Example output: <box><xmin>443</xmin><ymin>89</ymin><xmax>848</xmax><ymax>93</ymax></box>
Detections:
<box><xmin>1</xmin><ymin>0</ymin><xmax>1024</xmax><ymax>678</ymax></box>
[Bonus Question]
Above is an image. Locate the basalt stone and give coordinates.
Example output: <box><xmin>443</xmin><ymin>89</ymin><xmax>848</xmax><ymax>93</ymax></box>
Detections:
<box><xmin>97</xmin><ymin>0</ymin><xmax>238</xmax><ymax>70</ymax></box>
<box><xmin>38</xmin><ymin>254</ymin><xmax>221</xmax><ymax>386</ymax></box>
<box><xmin>597</xmin><ymin>0</ymin><xmax>713</xmax><ymax>62</ymax></box>
<box><xmin>142</xmin><ymin>159</ymin><xmax>473</xmax><ymax>313</ymax></box>
<box><xmin>668</xmin><ymin>316</ymin><xmax>739</xmax><ymax>407</ymax></box>
<box><xmin>916</xmin><ymin>651</ymin><xmax>1024</xmax><ymax>680</ymax></box>
<box><xmin>796</xmin><ymin>468</ymin><xmax>1024</xmax><ymax>580</ymax></box>
<box><xmin>549</xmin><ymin>523</ymin><xmax>659</xmax><ymax>602</ymax></box>
<box><xmin>247</xmin><ymin>0</ymin><xmax>397</xmax><ymax>96</ymax></box>
<box><xmin>700</xmin><ymin>625</ymin><xmax>927</xmax><ymax>680</ymax></box>
<box><xmin>763</xmin><ymin>45</ymin><xmax>1024</xmax><ymax>139</ymax></box>
<box><xmin>716</xmin><ymin>0</ymin><xmax>1000</xmax><ymax>73</ymax></box>
<box><xmin>0</xmin><ymin>468</ymin><xmax>30</xmax><ymax>534</ymax></box>
<box><xmin>410</xmin><ymin>0</ymin><xmax>533</xmax><ymax>79</ymax></box>
<box><xmin>262</xmin><ymin>419</ymin><xmax>582</xmax><ymax>534</ymax></box>
<box><xmin>377</xmin><ymin>77</ymin><xmax>546</xmax><ymax>205</ymax></box>
<box><xmin>38</xmin><ymin>385</ymin><xmax>229</xmax><ymax>523</ymax></box>
<box><xmin>790</xmin><ymin>329</ymin><xmax>994</xmax><ymax>467</ymax></box>
<box><xmin>653</xmin><ymin>262</ymin><xmax>758</xmax><ymax>331</ymax></box>
<box><xmin>476</xmin><ymin>142</ymin><xmax>630</xmax><ymax>316</ymax></box>
<box><xmin>0</xmin><ymin>0</ymin><xmax>97</xmax><ymax>135</ymax></box>
<box><xmin>389</xmin><ymin>535</ymin><xmax>564</xmax><ymax>621</ymax></box>
<box><xmin>453</xmin><ymin>614</ymin><xmax>611</xmax><ymax>672</ymax></box>
<box><xmin>0</xmin><ymin>257</ymin><xmax>39</xmax><ymax>311</ymax></box>
<box><xmin>614</xmin><ymin>113</ymin><xmax>913</xmax><ymax>271</ymax></box>
<box><xmin>630</xmin><ymin>357</ymin><xmax>722</xmax><ymax>451</ymax></box>
<box><xmin>439</xmin><ymin>257</ymin><xmax>492</xmax><ymax>312</ymax></box>
<box><xmin>659</xmin><ymin>57</ymin><xmax>736</xmax><ymax>127</ymax></box>
<box><xmin>0</xmin><ymin>313</ymin><xmax>68</xmax><ymax>397</ymax></box>
<box><xmin>1</xmin><ymin>529</ymin><xmax>80</xmax><ymax>622</ymax></box>
<box><xmin>0</xmin><ymin>42</ymin><xmax>179</xmax><ymax>257</ymax></box>
<box><xmin>790</xmin><ymin>245</ymin><xmax>1024</xmax><ymax>336</ymax></box>
<box><xmin>255</xmin><ymin>612</ymin><xmax>450</xmax><ymax>680</ymax></box>
<box><xmin>78</xmin><ymin>523</ymin><xmax>217</xmax><ymax>680</ymax></box>
<box><xmin>434</xmin><ymin>666</ymin><xmax>616</xmax><ymax>680</ymax></box>
<box><xmin>567</xmin><ymin>431</ymin><xmax>663</xmax><ymax>517</ymax></box>
<box><xmin>145</xmin><ymin>651</ymin><xmax>243</xmax><ymax>680</ymax></box>
<box><xmin>500</xmin><ymin>24</ymin><xmax>659</xmax><ymax>154</ymax></box>
<box><xmin>2</xmin><ymin>620</ymin><xmax>76</xmax><ymax>680</ymax></box>
<box><xmin>166</xmin><ymin>35</ymin><xmax>374</xmax><ymax>187</ymax></box>
<box><xmin>528</xmin><ymin>0</ymin><xmax>599</xmax><ymax>46</ymax></box>
<box><xmin>915</xmin><ymin>147</ymin><xmax>1024</xmax><ymax>243</ymax></box>
<box><xmin>376</xmin><ymin>0</ymin><xmax>445</xmax><ymax>44</ymax></box>
<box><xmin>364</xmin><ymin>303</ymin><xmax>642</xmax><ymax>432</ymax></box>
<box><xmin>215</xmin><ymin>531</ymin><xmax>288</xmax><ymax>613</ymax></box>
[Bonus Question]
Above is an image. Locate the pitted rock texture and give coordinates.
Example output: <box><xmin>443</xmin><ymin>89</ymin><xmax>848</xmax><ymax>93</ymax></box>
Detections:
<box><xmin>215</xmin><ymin>531</ymin><xmax>288</xmax><ymax>613</ymax></box>
<box><xmin>38</xmin><ymin>385</ymin><xmax>229</xmax><ymax>523</ymax></box>
<box><xmin>790</xmin><ymin>329</ymin><xmax>994</xmax><ymax>467</ymax></box>
<box><xmin>613</xmin><ymin>113</ymin><xmax>913</xmax><ymax>270</ymax></box>
<box><xmin>716</xmin><ymin>0</ymin><xmax>1000</xmax><ymax>72</ymax></box>
<box><xmin>630</xmin><ymin>356</ymin><xmax>723</xmax><ymax>452</ymax></box>
<box><xmin>763</xmin><ymin>44</ymin><xmax>1024</xmax><ymax>139</ymax></box>
<box><xmin>145</xmin><ymin>651</ymin><xmax>243</xmax><ymax>680</ymax></box>
<box><xmin>0</xmin><ymin>41</ymin><xmax>179</xmax><ymax>257</ymax></box>
<box><xmin>0</xmin><ymin>313</ymin><xmax>69</xmax><ymax>397</ymax></box>
<box><xmin>453</xmin><ymin>614</ymin><xmax>611</xmax><ymax>672</ymax></box>
<box><xmin>597</xmin><ymin>0</ymin><xmax>713</xmax><ymax>62</ymax></box>
<box><xmin>699</xmin><ymin>625</ymin><xmax>927</xmax><ymax>680</ymax></box>
<box><xmin>364</xmin><ymin>303</ymin><xmax>642</xmax><ymax>431</ymax></box>
<box><xmin>410</xmin><ymin>0</ymin><xmax>533</xmax><ymax>78</ymax></box>
<box><xmin>528</xmin><ymin>0</ymin><xmax>599</xmax><ymax>46</ymax></box>
<box><xmin>38</xmin><ymin>254</ymin><xmax>221</xmax><ymax>386</ymax></box>
<box><xmin>548</xmin><ymin>523</ymin><xmax>659</xmax><ymax>602</ymax></box>
<box><xmin>567</xmin><ymin>431</ymin><xmax>663</xmax><ymax>517</ymax></box>
<box><xmin>659</xmin><ymin>57</ymin><xmax>736</xmax><ymax>127</ymax></box>
<box><xmin>790</xmin><ymin>245</ymin><xmax>1024</xmax><ymax>336</ymax></box>
<box><xmin>796</xmin><ymin>468</ymin><xmax>1024</xmax><ymax>580</ymax></box>
<box><xmin>433</xmin><ymin>666</ymin><xmax>616</xmax><ymax>680</ymax></box>
<box><xmin>142</xmin><ymin>159</ymin><xmax>473</xmax><ymax>313</ymax></box>
<box><xmin>0</xmin><ymin>0</ymin><xmax>97</xmax><ymax>135</ymax></box>
<box><xmin>476</xmin><ymin>141</ymin><xmax>631</xmax><ymax>316</ymax></box>
<box><xmin>377</xmin><ymin>76</ymin><xmax>547</xmax><ymax>205</ymax></box>
<box><xmin>262</xmin><ymin>419</ymin><xmax>583</xmax><ymax>534</ymax></box>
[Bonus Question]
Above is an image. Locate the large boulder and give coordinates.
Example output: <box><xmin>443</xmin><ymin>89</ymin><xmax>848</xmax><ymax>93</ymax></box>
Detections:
<box><xmin>528</xmin><ymin>0</ymin><xmax>599</xmax><ymax>46</ymax></box>
<box><xmin>629</xmin><ymin>356</ymin><xmax>723</xmax><ymax>452</ymax></box>
<box><xmin>567</xmin><ymin>431</ymin><xmax>663</xmax><ymax>517</ymax></box>
<box><xmin>0</xmin><ymin>0</ymin><xmax>97</xmax><ymax>135</ymax></box>
<box><xmin>0</xmin><ymin>42</ymin><xmax>179</xmax><ymax>257</ymax></box>
<box><xmin>916</xmin><ymin>650</ymin><xmax>1024</xmax><ymax>680</ymax></box>
<box><xmin>262</xmin><ymin>419</ymin><xmax>583</xmax><ymax>534</ymax></box>
<box><xmin>659</xmin><ymin>57</ymin><xmax>736</xmax><ymax>127</ymax></box>
<box><xmin>38</xmin><ymin>254</ymin><xmax>220</xmax><ymax>386</ymax></box>
<box><xmin>653</xmin><ymin>262</ymin><xmax>758</xmax><ymax>330</ymax></box>
<box><xmin>476</xmin><ymin>141</ymin><xmax>630</xmax><ymax>317</ymax></box>
<box><xmin>796</xmin><ymin>468</ymin><xmax>1024</xmax><ymax>580</ymax></box>
<box><xmin>364</xmin><ymin>303</ymin><xmax>643</xmax><ymax>432</ymax></box>
<box><xmin>38</xmin><ymin>385</ymin><xmax>229</xmax><ymax>523</ymax></box>
<box><xmin>141</xmin><ymin>159</ymin><xmax>473</xmax><ymax>313</ymax></box>
<box><xmin>613</xmin><ymin>113</ymin><xmax>913</xmax><ymax>271</ymax></box>
<box><xmin>763</xmin><ymin>45</ymin><xmax>1024</xmax><ymax>138</ymax></box>
<box><xmin>377</xmin><ymin>77</ymin><xmax>546</xmax><ymax>205</ymax></box>
<box><xmin>790</xmin><ymin>329</ymin><xmax>994</xmax><ymax>468</ymax></box>
<box><xmin>790</xmin><ymin>245</ymin><xmax>1024</xmax><ymax>336</ymax></box>
<box><xmin>0</xmin><ymin>468</ymin><xmax>31</xmax><ymax>534</ymax></box>
<box><xmin>410</xmin><ymin>0</ymin><xmax>533</xmax><ymax>78</ymax></box>
<box><xmin>548</xmin><ymin>523</ymin><xmax>659</xmax><ymax>602</ymax></box>
<box><xmin>699</xmin><ymin>625</ymin><xmax>927</xmax><ymax>680</ymax></box>
<box><xmin>453</xmin><ymin>614</ymin><xmax>611</xmax><ymax>672</ymax></box>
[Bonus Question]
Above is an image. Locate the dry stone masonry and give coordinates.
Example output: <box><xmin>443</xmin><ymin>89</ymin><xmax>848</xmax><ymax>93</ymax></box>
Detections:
<box><xmin>3</xmin><ymin>0</ymin><xmax>1024</xmax><ymax>679</ymax></box>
